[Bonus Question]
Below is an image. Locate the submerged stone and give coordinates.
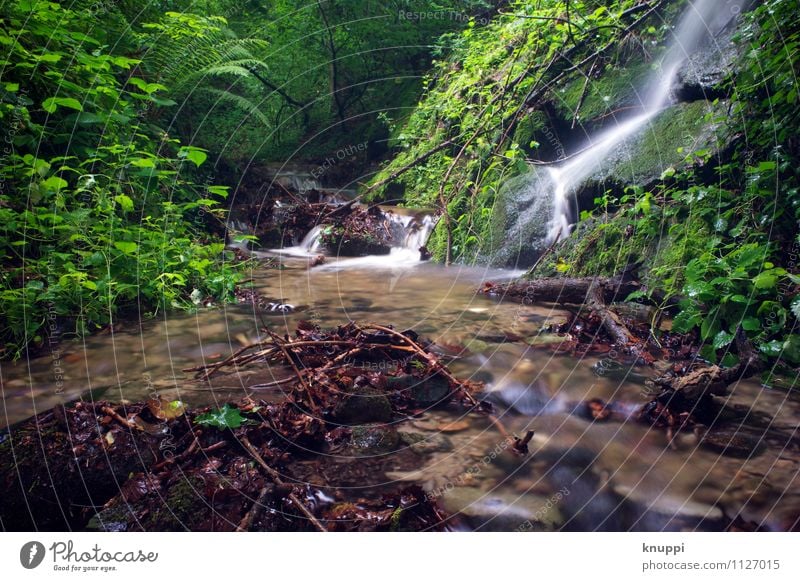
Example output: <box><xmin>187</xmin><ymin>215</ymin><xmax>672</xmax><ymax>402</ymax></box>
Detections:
<box><xmin>348</xmin><ymin>424</ymin><xmax>400</xmax><ymax>456</ymax></box>
<box><xmin>699</xmin><ymin>427</ymin><xmax>766</xmax><ymax>459</ymax></box>
<box><xmin>441</xmin><ymin>487</ymin><xmax>565</xmax><ymax>531</ymax></box>
<box><xmin>399</xmin><ymin>431</ymin><xmax>453</xmax><ymax>455</ymax></box>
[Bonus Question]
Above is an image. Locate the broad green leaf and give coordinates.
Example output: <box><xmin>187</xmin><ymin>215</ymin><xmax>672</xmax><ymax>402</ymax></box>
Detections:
<box><xmin>129</xmin><ymin>157</ymin><xmax>156</xmax><ymax>168</ymax></box>
<box><xmin>179</xmin><ymin>147</ymin><xmax>208</xmax><ymax>168</ymax></box>
<box><xmin>741</xmin><ymin>316</ymin><xmax>761</xmax><ymax>331</ymax></box>
<box><xmin>760</xmin><ymin>340</ymin><xmax>784</xmax><ymax>358</ymax></box>
<box><xmin>42</xmin><ymin>97</ymin><xmax>83</xmax><ymax>113</ymax></box>
<box><xmin>712</xmin><ymin>330</ymin><xmax>734</xmax><ymax>350</ymax></box>
<box><xmin>42</xmin><ymin>176</ymin><xmax>67</xmax><ymax>191</ymax></box>
<box><xmin>752</xmin><ymin>272</ymin><xmax>777</xmax><ymax>289</ymax></box>
<box><xmin>114</xmin><ymin>194</ymin><xmax>134</xmax><ymax>212</ymax></box>
<box><xmin>207</xmin><ymin>185</ymin><xmax>229</xmax><ymax>198</ymax></box>
<box><xmin>113</xmin><ymin>241</ymin><xmax>138</xmax><ymax>254</ymax></box>
<box><xmin>672</xmin><ymin>309</ymin><xmax>701</xmax><ymax>333</ymax></box>
<box><xmin>700</xmin><ymin>314</ymin><xmax>721</xmax><ymax>340</ymax></box>
<box><xmin>791</xmin><ymin>296</ymin><xmax>800</xmax><ymax>320</ymax></box>
<box><xmin>194</xmin><ymin>404</ymin><xmax>245</xmax><ymax>430</ymax></box>
<box><xmin>782</xmin><ymin>335</ymin><xmax>800</xmax><ymax>364</ymax></box>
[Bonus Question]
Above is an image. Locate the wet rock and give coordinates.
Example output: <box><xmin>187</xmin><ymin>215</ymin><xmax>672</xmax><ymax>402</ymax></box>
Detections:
<box><xmin>612</xmin><ymin>302</ymin><xmax>655</xmax><ymax>324</ymax></box>
<box><xmin>411</xmin><ymin>373</ymin><xmax>452</xmax><ymax>406</ymax></box>
<box><xmin>441</xmin><ymin>487</ymin><xmax>564</xmax><ymax>531</ymax></box>
<box><xmin>399</xmin><ymin>431</ymin><xmax>453</xmax><ymax>455</ymax></box>
<box><xmin>590</xmin><ymin>359</ymin><xmax>649</xmax><ymax>384</ymax></box>
<box><xmin>674</xmin><ymin>14</ymin><xmax>742</xmax><ymax>102</ymax></box>
<box><xmin>616</xmin><ymin>484</ymin><xmax>725</xmax><ymax>529</ymax></box>
<box><xmin>348</xmin><ymin>424</ymin><xmax>400</xmax><ymax>456</ymax></box>
<box><xmin>0</xmin><ymin>401</ymin><xmax>169</xmax><ymax>531</ymax></box>
<box><xmin>333</xmin><ymin>385</ymin><xmax>392</xmax><ymax>424</ymax></box>
<box><xmin>388</xmin><ymin>373</ymin><xmax>452</xmax><ymax>407</ymax></box>
<box><xmin>481</xmin><ymin>379</ymin><xmax>561</xmax><ymax>416</ymax></box>
<box><xmin>699</xmin><ymin>426</ymin><xmax>766</xmax><ymax>458</ymax></box>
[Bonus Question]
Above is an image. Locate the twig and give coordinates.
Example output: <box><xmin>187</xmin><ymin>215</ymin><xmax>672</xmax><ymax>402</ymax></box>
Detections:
<box><xmin>101</xmin><ymin>406</ymin><xmax>139</xmax><ymax>430</ymax></box>
<box><xmin>362</xmin><ymin>323</ymin><xmax>480</xmax><ymax>407</ymax></box>
<box><xmin>265</xmin><ymin>329</ymin><xmax>319</xmax><ymax>414</ymax></box>
<box><xmin>240</xmin><ymin>435</ymin><xmax>326</xmax><ymax>532</ymax></box>
<box><xmin>249</xmin><ymin>376</ymin><xmax>298</xmax><ymax>389</ymax></box>
<box><xmin>236</xmin><ymin>484</ymin><xmax>273</xmax><ymax>532</ymax></box>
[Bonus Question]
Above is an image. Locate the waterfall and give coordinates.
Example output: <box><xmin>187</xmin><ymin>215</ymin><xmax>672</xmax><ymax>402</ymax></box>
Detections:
<box><xmin>511</xmin><ymin>0</ymin><xmax>749</xmax><ymax>251</ymax></box>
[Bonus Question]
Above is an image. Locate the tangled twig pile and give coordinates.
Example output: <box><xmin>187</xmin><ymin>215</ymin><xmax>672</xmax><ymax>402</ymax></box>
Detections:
<box><xmin>2</xmin><ymin>321</ymin><xmax>523</xmax><ymax>531</ymax></box>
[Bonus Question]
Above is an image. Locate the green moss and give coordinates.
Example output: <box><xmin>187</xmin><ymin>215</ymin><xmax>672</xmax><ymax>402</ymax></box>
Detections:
<box><xmin>542</xmin><ymin>207</ymin><xmax>710</xmax><ymax>300</ymax></box>
<box><xmin>145</xmin><ymin>475</ymin><xmax>208</xmax><ymax>531</ymax></box>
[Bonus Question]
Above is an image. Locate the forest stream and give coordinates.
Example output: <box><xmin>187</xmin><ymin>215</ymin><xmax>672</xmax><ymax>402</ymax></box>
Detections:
<box><xmin>3</xmin><ymin>234</ymin><xmax>799</xmax><ymax>531</ymax></box>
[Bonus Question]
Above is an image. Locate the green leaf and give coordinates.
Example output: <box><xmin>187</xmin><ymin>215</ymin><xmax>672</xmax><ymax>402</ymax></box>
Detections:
<box><xmin>712</xmin><ymin>330</ymin><xmax>734</xmax><ymax>350</ymax></box>
<box><xmin>685</xmin><ymin>281</ymin><xmax>712</xmax><ymax>299</ymax></box>
<box><xmin>113</xmin><ymin>241</ymin><xmax>138</xmax><ymax>254</ymax></box>
<box><xmin>194</xmin><ymin>404</ymin><xmax>245</xmax><ymax>430</ymax></box>
<box><xmin>129</xmin><ymin>157</ymin><xmax>156</xmax><ymax>168</ymax></box>
<box><xmin>207</xmin><ymin>185</ymin><xmax>229</xmax><ymax>198</ymax></box>
<box><xmin>36</xmin><ymin>53</ymin><xmax>63</xmax><ymax>63</ymax></box>
<box><xmin>625</xmin><ymin>290</ymin><xmax>648</xmax><ymax>301</ymax></box>
<box><xmin>179</xmin><ymin>147</ymin><xmax>208</xmax><ymax>168</ymax></box>
<box><xmin>792</xmin><ymin>296</ymin><xmax>800</xmax><ymax>320</ymax></box>
<box><xmin>741</xmin><ymin>316</ymin><xmax>761</xmax><ymax>331</ymax></box>
<box><xmin>672</xmin><ymin>308</ymin><xmax>701</xmax><ymax>333</ymax></box>
<box><xmin>701</xmin><ymin>314</ymin><xmax>721</xmax><ymax>340</ymax></box>
<box><xmin>42</xmin><ymin>97</ymin><xmax>83</xmax><ymax>113</ymax></box>
<box><xmin>114</xmin><ymin>194</ymin><xmax>134</xmax><ymax>212</ymax></box>
<box><xmin>752</xmin><ymin>272</ymin><xmax>777</xmax><ymax>289</ymax></box>
<box><xmin>760</xmin><ymin>340</ymin><xmax>783</xmax><ymax>358</ymax></box>
<box><xmin>42</xmin><ymin>176</ymin><xmax>68</xmax><ymax>191</ymax></box>
<box><xmin>782</xmin><ymin>335</ymin><xmax>800</xmax><ymax>364</ymax></box>
<box><xmin>148</xmin><ymin>95</ymin><xmax>178</xmax><ymax>107</ymax></box>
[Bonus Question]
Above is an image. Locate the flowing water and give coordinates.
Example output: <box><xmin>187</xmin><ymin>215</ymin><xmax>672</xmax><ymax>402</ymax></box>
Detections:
<box><xmin>2</xmin><ymin>236</ymin><xmax>799</xmax><ymax>530</ymax></box>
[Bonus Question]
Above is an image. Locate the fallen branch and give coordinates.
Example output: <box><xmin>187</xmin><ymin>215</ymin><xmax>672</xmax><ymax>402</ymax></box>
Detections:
<box><xmin>648</xmin><ymin>326</ymin><xmax>762</xmax><ymax>402</ymax></box>
<box><xmin>481</xmin><ymin>275</ymin><xmax>649</xmax><ymax>358</ymax></box>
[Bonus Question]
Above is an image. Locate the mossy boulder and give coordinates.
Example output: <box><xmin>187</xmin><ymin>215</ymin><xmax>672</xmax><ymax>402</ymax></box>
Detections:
<box><xmin>333</xmin><ymin>385</ymin><xmax>393</xmax><ymax>424</ymax></box>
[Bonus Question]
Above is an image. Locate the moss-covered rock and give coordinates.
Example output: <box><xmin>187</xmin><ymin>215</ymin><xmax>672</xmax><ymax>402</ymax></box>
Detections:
<box><xmin>584</xmin><ymin>99</ymin><xmax>730</xmax><ymax>187</ymax></box>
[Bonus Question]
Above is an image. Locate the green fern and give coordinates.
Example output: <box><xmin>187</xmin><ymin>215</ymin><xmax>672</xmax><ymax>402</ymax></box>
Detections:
<box><xmin>138</xmin><ymin>13</ymin><xmax>278</xmax><ymax>127</ymax></box>
<box><xmin>200</xmin><ymin>87</ymin><xmax>272</xmax><ymax>127</ymax></box>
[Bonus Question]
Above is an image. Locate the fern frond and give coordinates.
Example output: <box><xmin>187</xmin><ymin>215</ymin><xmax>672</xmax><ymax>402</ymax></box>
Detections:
<box><xmin>200</xmin><ymin>87</ymin><xmax>272</xmax><ymax>127</ymax></box>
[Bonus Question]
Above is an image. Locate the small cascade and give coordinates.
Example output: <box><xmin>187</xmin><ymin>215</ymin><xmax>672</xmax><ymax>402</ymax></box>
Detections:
<box><xmin>401</xmin><ymin>214</ymin><xmax>435</xmax><ymax>252</ymax></box>
<box><xmin>274</xmin><ymin>171</ymin><xmax>321</xmax><ymax>194</ymax></box>
<box><xmin>270</xmin><ymin>209</ymin><xmax>434</xmax><ymax>269</ymax></box>
<box><xmin>225</xmin><ymin>219</ymin><xmax>254</xmax><ymax>252</ymax></box>
<box><xmin>299</xmin><ymin>225</ymin><xmax>324</xmax><ymax>253</ymax></box>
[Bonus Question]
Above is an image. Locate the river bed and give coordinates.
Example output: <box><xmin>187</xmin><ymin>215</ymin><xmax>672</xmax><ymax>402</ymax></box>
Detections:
<box><xmin>2</xmin><ymin>250</ymin><xmax>799</xmax><ymax>531</ymax></box>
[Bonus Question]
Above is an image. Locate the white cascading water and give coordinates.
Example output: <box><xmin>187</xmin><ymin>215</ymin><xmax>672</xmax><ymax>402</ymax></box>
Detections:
<box><xmin>527</xmin><ymin>0</ymin><xmax>748</xmax><ymax>244</ymax></box>
<box><xmin>271</xmin><ymin>211</ymin><xmax>435</xmax><ymax>270</ymax></box>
